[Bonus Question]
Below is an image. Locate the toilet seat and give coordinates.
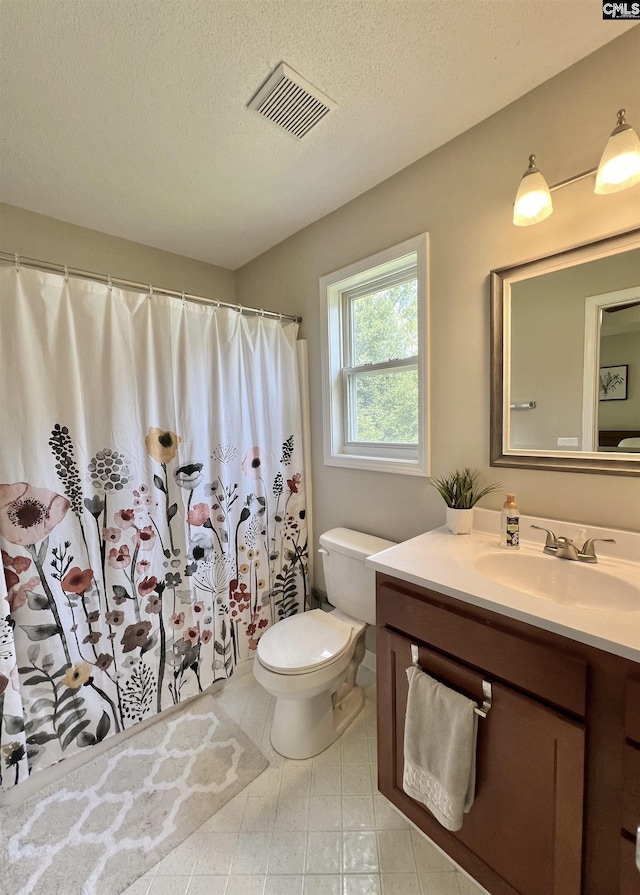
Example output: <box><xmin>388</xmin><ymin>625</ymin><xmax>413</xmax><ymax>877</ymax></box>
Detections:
<box><xmin>257</xmin><ymin>609</ymin><xmax>355</xmax><ymax>675</ymax></box>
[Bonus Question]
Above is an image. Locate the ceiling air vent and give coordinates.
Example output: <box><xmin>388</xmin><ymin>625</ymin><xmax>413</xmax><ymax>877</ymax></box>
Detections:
<box><xmin>248</xmin><ymin>62</ymin><xmax>336</xmax><ymax>139</ymax></box>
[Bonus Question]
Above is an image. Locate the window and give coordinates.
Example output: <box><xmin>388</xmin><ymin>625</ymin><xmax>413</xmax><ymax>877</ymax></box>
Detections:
<box><xmin>320</xmin><ymin>234</ymin><xmax>429</xmax><ymax>475</ymax></box>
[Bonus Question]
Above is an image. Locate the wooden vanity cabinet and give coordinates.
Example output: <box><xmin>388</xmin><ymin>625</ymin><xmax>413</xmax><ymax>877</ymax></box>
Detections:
<box><xmin>376</xmin><ymin>573</ymin><xmax>640</xmax><ymax>895</ymax></box>
<box><xmin>622</xmin><ymin>680</ymin><xmax>640</xmax><ymax>894</ymax></box>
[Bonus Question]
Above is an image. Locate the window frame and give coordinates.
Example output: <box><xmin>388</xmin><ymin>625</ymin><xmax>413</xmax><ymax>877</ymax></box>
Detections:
<box><xmin>319</xmin><ymin>233</ymin><xmax>430</xmax><ymax>476</ymax></box>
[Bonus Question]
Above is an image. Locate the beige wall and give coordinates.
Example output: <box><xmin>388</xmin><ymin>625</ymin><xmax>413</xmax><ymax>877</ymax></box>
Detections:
<box><xmin>235</xmin><ymin>27</ymin><xmax>640</xmax><ymax>586</ymax></box>
<box><xmin>0</xmin><ymin>204</ymin><xmax>236</xmax><ymax>303</ymax></box>
<box><xmin>2</xmin><ymin>31</ymin><xmax>639</xmax><ymax>598</ymax></box>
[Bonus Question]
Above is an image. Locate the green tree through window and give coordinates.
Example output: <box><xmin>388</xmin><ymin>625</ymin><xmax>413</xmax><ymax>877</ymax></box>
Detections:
<box><xmin>347</xmin><ymin>278</ymin><xmax>418</xmax><ymax>444</ymax></box>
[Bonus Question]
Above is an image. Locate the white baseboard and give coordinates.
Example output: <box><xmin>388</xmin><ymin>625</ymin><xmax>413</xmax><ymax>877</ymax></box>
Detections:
<box><xmin>362</xmin><ymin>648</ymin><xmax>377</xmax><ymax>673</ymax></box>
<box><xmin>233</xmin><ymin>656</ymin><xmax>255</xmax><ymax>678</ymax></box>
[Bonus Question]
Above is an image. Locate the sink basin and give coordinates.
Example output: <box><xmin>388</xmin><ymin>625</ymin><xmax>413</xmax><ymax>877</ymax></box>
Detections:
<box><xmin>473</xmin><ymin>552</ymin><xmax>640</xmax><ymax>612</ymax></box>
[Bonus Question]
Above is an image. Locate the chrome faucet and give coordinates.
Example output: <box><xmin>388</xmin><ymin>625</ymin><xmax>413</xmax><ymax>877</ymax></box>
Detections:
<box><xmin>530</xmin><ymin>525</ymin><xmax>616</xmax><ymax>564</ymax></box>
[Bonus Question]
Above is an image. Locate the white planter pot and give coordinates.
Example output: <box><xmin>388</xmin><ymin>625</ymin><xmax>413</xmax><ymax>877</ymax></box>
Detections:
<box><xmin>446</xmin><ymin>507</ymin><xmax>474</xmax><ymax>535</ymax></box>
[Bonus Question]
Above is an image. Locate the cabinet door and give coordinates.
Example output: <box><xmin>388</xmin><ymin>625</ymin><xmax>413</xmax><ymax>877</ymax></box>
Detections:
<box><xmin>620</xmin><ymin>836</ymin><xmax>640</xmax><ymax>895</ymax></box>
<box><xmin>377</xmin><ymin>626</ymin><xmax>585</xmax><ymax>895</ymax></box>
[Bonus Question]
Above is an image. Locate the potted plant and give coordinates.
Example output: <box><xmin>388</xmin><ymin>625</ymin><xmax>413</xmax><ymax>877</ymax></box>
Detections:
<box><xmin>432</xmin><ymin>468</ymin><xmax>501</xmax><ymax>534</ymax></box>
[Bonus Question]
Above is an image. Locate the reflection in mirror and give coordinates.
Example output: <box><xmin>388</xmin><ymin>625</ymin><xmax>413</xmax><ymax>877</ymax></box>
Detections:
<box><xmin>491</xmin><ymin>229</ymin><xmax>640</xmax><ymax>476</ymax></box>
<box><xmin>592</xmin><ymin>297</ymin><xmax>640</xmax><ymax>451</ymax></box>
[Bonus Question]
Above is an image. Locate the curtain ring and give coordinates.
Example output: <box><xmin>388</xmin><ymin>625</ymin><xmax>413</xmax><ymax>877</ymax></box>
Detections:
<box><xmin>181</xmin><ymin>291</ymin><xmax>186</xmax><ymax>308</ymax></box>
<box><xmin>259</xmin><ymin>308</ymin><xmax>265</xmax><ymax>317</ymax></box>
<box><xmin>107</xmin><ymin>275</ymin><xmax>113</xmax><ymax>293</ymax></box>
<box><xmin>278</xmin><ymin>312</ymin><xmax>283</xmax><ymax>323</ymax></box>
<box><xmin>235</xmin><ymin>304</ymin><xmax>243</xmax><ymax>315</ymax></box>
<box><xmin>64</xmin><ymin>265</ymin><xmax>69</xmax><ymax>282</ymax></box>
<box><xmin>148</xmin><ymin>284</ymin><xmax>153</xmax><ymax>299</ymax></box>
<box><xmin>215</xmin><ymin>300</ymin><xmax>221</xmax><ymax>310</ymax></box>
<box><xmin>14</xmin><ymin>254</ymin><xmax>19</xmax><ymax>273</ymax></box>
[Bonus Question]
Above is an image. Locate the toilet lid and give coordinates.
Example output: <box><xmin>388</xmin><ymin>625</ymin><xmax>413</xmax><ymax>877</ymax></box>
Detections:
<box><xmin>257</xmin><ymin>609</ymin><xmax>354</xmax><ymax>674</ymax></box>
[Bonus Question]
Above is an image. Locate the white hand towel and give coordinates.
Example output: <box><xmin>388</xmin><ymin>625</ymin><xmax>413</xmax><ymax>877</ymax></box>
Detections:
<box><xmin>403</xmin><ymin>665</ymin><xmax>478</xmax><ymax>832</ymax></box>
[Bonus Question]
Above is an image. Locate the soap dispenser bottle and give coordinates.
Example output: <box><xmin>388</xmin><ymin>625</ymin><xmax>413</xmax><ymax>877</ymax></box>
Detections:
<box><xmin>500</xmin><ymin>493</ymin><xmax>520</xmax><ymax>549</ymax></box>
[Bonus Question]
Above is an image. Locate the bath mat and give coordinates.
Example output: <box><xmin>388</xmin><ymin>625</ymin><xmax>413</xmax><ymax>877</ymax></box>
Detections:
<box><xmin>0</xmin><ymin>692</ymin><xmax>268</xmax><ymax>895</ymax></box>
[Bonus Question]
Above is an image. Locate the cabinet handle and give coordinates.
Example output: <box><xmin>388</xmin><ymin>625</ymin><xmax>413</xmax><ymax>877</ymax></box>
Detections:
<box><xmin>410</xmin><ymin>643</ymin><xmax>493</xmax><ymax>718</ymax></box>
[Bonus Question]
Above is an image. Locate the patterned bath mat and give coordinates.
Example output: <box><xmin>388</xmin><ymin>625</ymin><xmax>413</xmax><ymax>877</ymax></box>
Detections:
<box><xmin>0</xmin><ymin>692</ymin><xmax>268</xmax><ymax>895</ymax></box>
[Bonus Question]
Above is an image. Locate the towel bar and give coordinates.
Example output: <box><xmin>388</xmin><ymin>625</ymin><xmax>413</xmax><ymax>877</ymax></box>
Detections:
<box><xmin>410</xmin><ymin>643</ymin><xmax>492</xmax><ymax>719</ymax></box>
<box><xmin>509</xmin><ymin>401</ymin><xmax>537</xmax><ymax>410</ymax></box>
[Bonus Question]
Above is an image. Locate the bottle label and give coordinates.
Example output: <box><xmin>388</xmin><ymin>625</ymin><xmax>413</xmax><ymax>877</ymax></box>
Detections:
<box><xmin>505</xmin><ymin>515</ymin><xmax>519</xmax><ymax>547</ymax></box>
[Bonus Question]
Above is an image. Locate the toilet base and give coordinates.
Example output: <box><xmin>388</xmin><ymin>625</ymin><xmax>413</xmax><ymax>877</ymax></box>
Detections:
<box><xmin>270</xmin><ymin>683</ymin><xmax>365</xmax><ymax>760</ymax></box>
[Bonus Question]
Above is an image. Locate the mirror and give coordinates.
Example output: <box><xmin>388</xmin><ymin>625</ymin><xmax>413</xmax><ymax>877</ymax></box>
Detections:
<box><xmin>491</xmin><ymin>228</ymin><xmax>640</xmax><ymax>476</ymax></box>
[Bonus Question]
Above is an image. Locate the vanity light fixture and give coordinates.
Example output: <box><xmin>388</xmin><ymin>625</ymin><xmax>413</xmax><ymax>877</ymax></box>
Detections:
<box><xmin>513</xmin><ymin>109</ymin><xmax>640</xmax><ymax>226</ymax></box>
<box><xmin>512</xmin><ymin>155</ymin><xmax>553</xmax><ymax>226</ymax></box>
<box><xmin>594</xmin><ymin>109</ymin><xmax>640</xmax><ymax>194</ymax></box>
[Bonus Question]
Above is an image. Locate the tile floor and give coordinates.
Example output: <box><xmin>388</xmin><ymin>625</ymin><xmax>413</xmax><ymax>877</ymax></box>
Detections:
<box><xmin>123</xmin><ymin>667</ymin><xmax>488</xmax><ymax>895</ymax></box>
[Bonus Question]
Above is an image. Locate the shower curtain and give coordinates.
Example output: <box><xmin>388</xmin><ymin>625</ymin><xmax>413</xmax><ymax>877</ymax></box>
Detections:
<box><xmin>0</xmin><ymin>264</ymin><xmax>308</xmax><ymax>790</ymax></box>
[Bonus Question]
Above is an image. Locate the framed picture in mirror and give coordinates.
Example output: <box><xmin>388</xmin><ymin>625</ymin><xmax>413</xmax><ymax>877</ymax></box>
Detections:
<box><xmin>600</xmin><ymin>365</ymin><xmax>628</xmax><ymax>401</ymax></box>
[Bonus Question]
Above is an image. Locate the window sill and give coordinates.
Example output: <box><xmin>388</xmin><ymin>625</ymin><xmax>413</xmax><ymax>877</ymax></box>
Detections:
<box><xmin>324</xmin><ymin>449</ymin><xmax>429</xmax><ymax>477</ymax></box>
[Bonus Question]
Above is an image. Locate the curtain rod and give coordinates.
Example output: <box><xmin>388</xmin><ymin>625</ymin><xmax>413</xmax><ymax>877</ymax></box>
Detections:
<box><xmin>0</xmin><ymin>251</ymin><xmax>302</xmax><ymax>324</ymax></box>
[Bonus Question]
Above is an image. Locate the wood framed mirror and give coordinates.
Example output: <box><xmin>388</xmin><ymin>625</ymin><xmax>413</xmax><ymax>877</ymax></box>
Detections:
<box><xmin>490</xmin><ymin>228</ymin><xmax>640</xmax><ymax>476</ymax></box>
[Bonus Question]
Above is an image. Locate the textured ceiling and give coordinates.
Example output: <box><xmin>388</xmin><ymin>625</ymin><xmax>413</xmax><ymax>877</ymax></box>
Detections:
<box><xmin>0</xmin><ymin>1</ymin><xmax>636</xmax><ymax>269</ymax></box>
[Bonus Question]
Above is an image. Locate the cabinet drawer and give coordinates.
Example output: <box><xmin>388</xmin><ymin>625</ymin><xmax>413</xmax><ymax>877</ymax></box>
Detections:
<box><xmin>625</xmin><ymin>744</ymin><xmax>640</xmax><ymax>795</ymax></box>
<box><xmin>620</xmin><ymin>835</ymin><xmax>640</xmax><ymax>895</ymax></box>
<box><xmin>377</xmin><ymin>577</ymin><xmax>587</xmax><ymax>716</ymax></box>
<box><xmin>627</xmin><ymin>679</ymin><xmax>640</xmax><ymax>744</ymax></box>
<box><xmin>623</xmin><ymin>790</ymin><xmax>640</xmax><ymax>839</ymax></box>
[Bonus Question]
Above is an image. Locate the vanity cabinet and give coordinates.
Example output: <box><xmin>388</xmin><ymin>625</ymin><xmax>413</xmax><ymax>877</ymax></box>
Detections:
<box><xmin>376</xmin><ymin>573</ymin><xmax>640</xmax><ymax>895</ymax></box>
<box><xmin>622</xmin><ymin>680</ymin><xmax>640</xmax><ymax>894</ymax></box>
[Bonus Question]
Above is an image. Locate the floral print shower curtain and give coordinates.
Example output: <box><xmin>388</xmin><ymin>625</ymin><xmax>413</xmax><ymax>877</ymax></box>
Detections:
<box><xmin>0</xmin><ymin>265</ymin><xmax>307</xmax><ymax>790</ymax></box>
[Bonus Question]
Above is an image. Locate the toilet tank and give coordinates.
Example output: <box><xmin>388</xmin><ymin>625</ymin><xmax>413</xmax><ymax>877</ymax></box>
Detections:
<box><xmin>318</xmin><ymin>528</ymin><xmax>396</xmax><ymax>626</ymax></box>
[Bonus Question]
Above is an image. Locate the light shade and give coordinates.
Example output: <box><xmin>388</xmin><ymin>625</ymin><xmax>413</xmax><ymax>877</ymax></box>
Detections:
<box><xmin>595</xmin><ymin>109</ymin><xmax>640</xmax><ymax>195</ymax></box>
<box><xmin>513</xmin><ymin>155</ymin><xmax>553</xmax><ymax>226</ymax></box>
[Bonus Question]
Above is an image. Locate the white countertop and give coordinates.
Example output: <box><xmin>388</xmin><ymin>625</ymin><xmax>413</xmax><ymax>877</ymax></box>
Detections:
<box><xmin>366</xmin><ymin>509</ymin><xmax>640</xmax><ymax>663</ymax></box>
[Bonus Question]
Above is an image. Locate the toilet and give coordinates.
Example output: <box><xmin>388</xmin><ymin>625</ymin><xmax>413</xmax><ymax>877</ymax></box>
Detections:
<box><xmin>253</xmin><ymin>527</ymin><xmax>395</xmax><ymax>759</ymax></box>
